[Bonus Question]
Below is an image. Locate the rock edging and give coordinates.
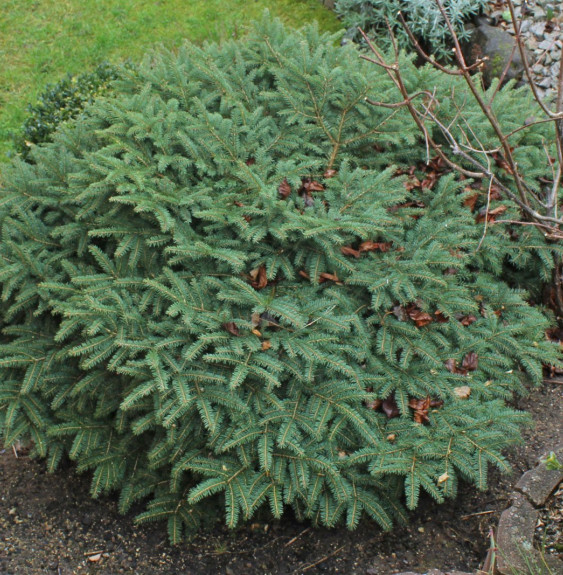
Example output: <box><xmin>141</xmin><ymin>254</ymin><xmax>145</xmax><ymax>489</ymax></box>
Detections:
<box><xmin>495</xmin><ymin>443</ymin><xmax>563</xmax><ymax>575</ymax></box>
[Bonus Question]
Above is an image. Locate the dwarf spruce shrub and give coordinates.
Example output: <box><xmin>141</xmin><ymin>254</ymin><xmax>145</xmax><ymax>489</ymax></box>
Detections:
<box><xmin>0</xmin><ymin>15</ymin><xmax>558</xmax><ymax>542</ymax></box>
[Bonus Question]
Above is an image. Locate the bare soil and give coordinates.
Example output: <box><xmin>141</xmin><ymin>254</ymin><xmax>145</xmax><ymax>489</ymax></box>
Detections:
<box><xmin>0</xmin><ymin>380</ymin><xmax>561</xmax><ymax>575</ymax></box>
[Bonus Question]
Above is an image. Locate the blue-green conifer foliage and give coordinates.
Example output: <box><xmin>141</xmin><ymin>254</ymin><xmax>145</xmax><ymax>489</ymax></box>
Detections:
<box><xmin>0</xmin><ymin>15</ymin><xmax>558</xmax><ymax>542</ymax></box>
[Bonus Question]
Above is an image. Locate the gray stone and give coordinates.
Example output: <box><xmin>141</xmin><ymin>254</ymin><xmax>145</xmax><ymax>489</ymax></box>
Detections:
<box><xmin>537</xmin><ymin>77</ymin><xmax>552</xmax><ymax>89</ymax></box>
<box><xmin>516</xmin><ymin>444</ymin><xmax>563</xmax><ymax>506</ymax></box>
<box><xmin>527</xmin><ymin>36</ymin><xmax>538</xmax><ymax>49</ymax></box>
<box><xmin>463</xmin><ymin>17</ymin><xmax>532</xmax><ymax>87</ymax></box>
<box><xmin>496</xmin><ymin>494</ymin><xmax>540</xmax><ymax>575</ymax></box>
<box><xmin>538</xmin><ymin>39</ymin><xmax>555</xmax><ymax>51</ymax></box>
<box><xmin>531</xmin><ymin>22</ymin><xmax>546</xmax><ymax>37</ymax></box>
<box><xmin>519</xmin><ymin>20</ymin><xmax>531</xmax><ymax>34</ymax></box>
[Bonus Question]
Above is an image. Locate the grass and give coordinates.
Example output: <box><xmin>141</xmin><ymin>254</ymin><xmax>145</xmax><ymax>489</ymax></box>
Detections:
<box><xmin>482</xmin><ymin>529</ymin><xmax>560</xmax><ymax>575</ymax></box>
<box><xmin>0</xmin><ymin>0</ymin><xmax>341</xmax><ymax>160</ymax></box>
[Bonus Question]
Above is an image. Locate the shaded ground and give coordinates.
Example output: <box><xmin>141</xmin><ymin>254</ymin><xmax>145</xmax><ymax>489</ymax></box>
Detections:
<box><xmin>0</xmin><ymin>380</ymin><xmax>561</xmax><ymax>575</ymax></box>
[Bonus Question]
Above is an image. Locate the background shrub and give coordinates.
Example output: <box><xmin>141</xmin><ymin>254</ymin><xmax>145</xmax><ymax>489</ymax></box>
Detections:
<box><xmin>0</xmin><ymin>14</ymin><xmax>558</xmax><ymax>542</ymax></box>
<box><xmin>335</xmin><ymin>0</ymin><xmax>488</xmax><ymax>60</ymax></box>
<box><xmin>13</xmin><ymin>62</ymin><xmax>129</xmax><ymax>158</ymax></box>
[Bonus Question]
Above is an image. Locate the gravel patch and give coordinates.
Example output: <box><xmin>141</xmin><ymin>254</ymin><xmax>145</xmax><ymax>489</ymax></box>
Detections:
<box><xmin>489</xmin><ymin>0</ymin><xmax>562</xmax><ymax>100</ymax></box>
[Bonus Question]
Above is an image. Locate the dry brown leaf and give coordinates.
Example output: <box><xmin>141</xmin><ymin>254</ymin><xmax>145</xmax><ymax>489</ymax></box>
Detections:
<box><xmin>365</xmin><ymin>398</ymin><xmax>382</xmax><ymax>410</ymax></box>
<box><xmin>250</xmin><ymin>265</ymin><xmax>268</xmax><ymax>289</ymax></box>
<box><xmin>476</xmin><ymin>205</ymin><xmax>507</xmax><ymax>223</ymax></box>
<box><xmin>434</xmin><ymin>311</ymin><xmax>449</xmax><ymax>323</ymax></box>
<box><xmin>341</xmin><ymin>246</ymin><xmax>361</xmax><ymax>258</ymax></box>
<box><xmin>392</xmin><ymin>305</ymin><xmax>409</xmax><ymax>322</ymax></box>
<box><xmin>454</xmin><ymin>386</ymin><xmax>471</xmax><ymax>399</ymax></box>
<box><xmin>445</xmin><ymin>353</ymin><xmax>477</xmax><ymax>376</ymax></box>
<box><xmin>460</xmin><ymin>314</ymin><xmax>477</xmax><ymax>327</ymax></box>
<box><xmin>404</xmin><ymin>177</ymin><xmax>422</xmax><ymax>191</ymax></box>
<box><xmin>409</xmin><ymin>396</ymin><xmax>431</xmax><ymax>424</ymax></box>
<box><xmin>463</xmin><ymin>193</ymin><xmax>479</xmax><ymax>212</ymax></box>
<box><xmin>278</xmin><ymin>178</ymin><xmax>291</xmax><ymax>199</ymax></box>
<box><xmin>358</xmin><ymin>241</ymin><xmax>393</xmax><ymax>253</ymax></box>
<box><xmin>406</xmin><ymin>305</ymin><xmax>433</xmax><ymax>327</ymax></box>
<box><xmin>382</xmin><ymin>395</ymin><xmax>400</xmax><ymax>418</ymax></box>
<box><xmin>222</xmin><ymin>322</ymin><xmax>240</xmax><ymax>337</ymax></box>
<box><xmin>319</xmin><ymin>272</ymin><xmax>340</xmax><ymax>283</ymax></box>
<box><xmin>493</xmin><ymin>152</ymin><xmax>515</xmax><ymax>175</ymax></box>
<box><xmin>420</xmin><ymin>174</ymin><xmax>438</xmax><ymax>190</ymax></box>
<box><xmin>445</xmin><ymin>358</ymin><xmax>458</xmax><ymax>374</ymax></box>
<box><xmin>303</xmin><ymin>179</ymin><xmax>325</xmax><ymax>192</ymax></box>
<box><xmin>411</xmin><ymin>311</ymin><xmax>433</xmax><ymax>327</ymax></box>
<box><xmin>461</xmin><ymin>352</ymin><xmax>478</xmax><ymax>372</ymax></box>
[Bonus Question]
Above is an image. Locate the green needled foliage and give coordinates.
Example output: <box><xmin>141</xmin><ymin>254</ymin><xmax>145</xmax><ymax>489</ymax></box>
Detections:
<box><xmin>0</xmin><ymin>14</ymin><xmax>559</xmax><ymax>543</ymax></box>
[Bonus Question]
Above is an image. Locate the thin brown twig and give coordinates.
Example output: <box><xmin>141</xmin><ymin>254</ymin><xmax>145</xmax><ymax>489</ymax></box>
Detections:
<box><xmin>487</xmin><ymin>41</ymin><xmax>519</xmax><ymax>106</ymax></box>
<box><xmin>294</xmin><ymin>544</ymin><xmax>346</xmax><ymax>573</ymax></box>
<box><xmin>284</xmin><ymin>527</ymin><xmax>311</xmax><ymax>547</ymax></box>
<box><xmin>476</xmin><ymin>175</ymin><xmax>495</xmax><ymax>253</ymax></box>
<box><xmin>365</xmin><ymin>90</ymin><xmax>434</xmax><ymax>109</ymax></box>
<box><xmin>460</xmin><ymin>509</ymin><xmax>496</xmax><ymax>520</ymax></box>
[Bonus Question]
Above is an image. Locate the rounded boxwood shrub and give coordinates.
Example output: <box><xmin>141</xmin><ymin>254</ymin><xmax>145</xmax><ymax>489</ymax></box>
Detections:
<box><xmin>14</xmin><ymin>62</ymin><xmax>132</xmax><ymax>158</ymax></box>
<box><xmin>0</xmin><ymin>14</ymin><xmax>558</xmax><ymax>542</ymax></box>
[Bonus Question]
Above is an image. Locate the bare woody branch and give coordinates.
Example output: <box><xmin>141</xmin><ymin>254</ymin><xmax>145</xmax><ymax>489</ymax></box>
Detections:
<box><xmin>362</xmin><ymin>0</ymin><xmax>563</xmax><ymax>239</ymax></box>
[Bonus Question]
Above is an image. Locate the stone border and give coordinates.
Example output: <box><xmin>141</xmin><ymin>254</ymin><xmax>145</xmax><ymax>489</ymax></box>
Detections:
<box><xmin>496</xmin><ymin>444</ymin><xmax>563</xmax><ymax>575</ymax></box>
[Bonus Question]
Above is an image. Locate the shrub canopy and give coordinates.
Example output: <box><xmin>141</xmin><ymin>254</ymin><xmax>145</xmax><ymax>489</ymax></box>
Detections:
<box><xmin>0</xmin><ymin>15</ymin><xmax>558</xmax><ymax>541</ymax></box>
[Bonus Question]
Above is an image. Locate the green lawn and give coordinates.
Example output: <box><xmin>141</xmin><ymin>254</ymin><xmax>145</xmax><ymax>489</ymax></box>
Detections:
<box><xmin>0</xmin><ymin>0</ymin><xmax>341</xmax><ymax>160</ymax></box>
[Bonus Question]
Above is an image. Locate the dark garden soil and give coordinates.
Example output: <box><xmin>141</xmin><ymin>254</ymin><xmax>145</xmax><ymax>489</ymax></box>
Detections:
<box><xmin>0</xmin><ymin>380</ymin><xmax>561</xmax><ymax>575</ymax></box>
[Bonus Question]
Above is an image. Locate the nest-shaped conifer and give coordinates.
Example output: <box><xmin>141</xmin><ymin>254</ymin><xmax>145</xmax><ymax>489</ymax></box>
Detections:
<box><xmin>0</xmin><ymin>14</ymin><xmax>557</xmax><ymax>542</ymax></box>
